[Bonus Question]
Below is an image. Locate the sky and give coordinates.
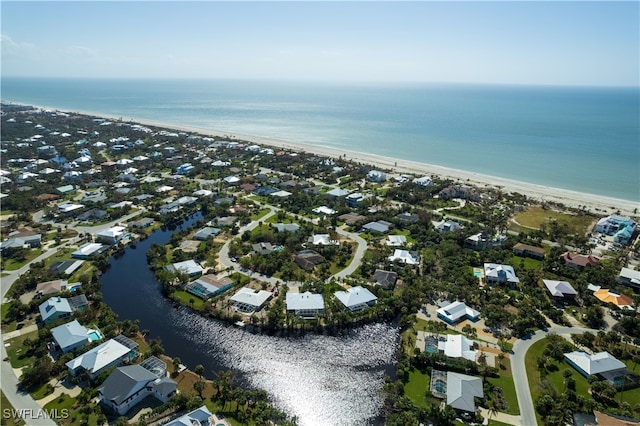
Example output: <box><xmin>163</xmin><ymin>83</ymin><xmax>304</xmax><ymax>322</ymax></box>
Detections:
<box><xmin>1</xmin><ymin>1</ymin><xmax>639</xmax><ymax>86</ymax></box>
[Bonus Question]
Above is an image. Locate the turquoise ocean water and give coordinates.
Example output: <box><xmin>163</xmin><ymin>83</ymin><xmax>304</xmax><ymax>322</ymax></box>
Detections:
<box><xmin>2</xmin><ymin>77</ymin><xmax>638</xmax><ymax>202</ymax></box>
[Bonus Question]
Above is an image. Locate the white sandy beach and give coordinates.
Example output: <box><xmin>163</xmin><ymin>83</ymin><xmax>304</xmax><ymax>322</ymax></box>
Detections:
<box><xmin>30</xmin><ymin>105</ymin><xmax>640</xmax><ymax>217</ymax></box>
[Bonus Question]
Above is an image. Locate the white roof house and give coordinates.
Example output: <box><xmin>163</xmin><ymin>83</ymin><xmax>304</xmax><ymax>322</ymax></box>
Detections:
<box><xmin>434</xmin><ymin>220</ymin><xmax>463</xmax><ymax>233</ymax></box>
<box><xmin>484</xmin><ymin>263</ymin><xmax>520</xmax><ymax>286</ymax></box>
<box><xmin>437</xmin><ymin>301</ymin><xmax>480</xmax><ymax>324</ymax></box>
<box><xmin>66</xmin><ymin>339</ymin><xmax>132</xmax><ymax>378</ymax></box>
<box><xmin>230</xmin><ymin>287</ymin><xmax>273</xmax><ymax>313</ymax></box>
<box><xmin>438</xmin><ymin>334</ymin><xmax>477</xmax><ymax>362</ymax></box>
<box><xmin>446</xmin><ymin>372</ymin><xmax>483</xmax><ymax>412</ymax></box>
<box><xmin>58</xmin><ymin>203</ymin><xmax>85</xmax><ymax>214</ymax></box>
<box><xmin>334</xmin><ymin>286</ymin><xmax>377</xmax><ymax>311</ymax></box>
<box><xmin>543</xmin><ymin>280</ymin><xmax>577</xmax><ymax>298</ymax></box>
<box><xmin>166</xmin><ymin>260</ymin><xmax>203</xmax><ymax>277</ymax></box>
<box><xmin>386</xmin><ymin>235</ymin><xmax>407</xmax><ymax>247</ymax></box>
<box><xmin>286</xmin><ymin>292</ymin><xmax>325</xmax><ymax>317</ymax></box>
<box><xmin>51</xmin><ymin>320</ymin><xmax>92</xmax><ymax>353</ymax></box>
<box><xmin>388</xmin><ymin>249</ymin><xmax>420</xmax><ymax>265</ymax></box>
<box><xmin>72</xmin><ymin>243</ymin><xmax>105</xmax><ymax>259</ymax></box>
<box><xmin>312</xmin><ymin>206</ymin><xmax>336</xmax><ymax>215</ymax></box>
<box><xmin>96</xmin><ymin>226</ymin><xmax>126</xmax><ymax>244</ymax></box>
<box><xmin>413</xmin><ymin>176</ymin><xmax>433</xmax><ymax>186</ymax></box>
<box><xmin>309</xmin><ymin>234</ymin><xmax>339</xmax><ymax>246</ymax></box>
<box><xmin>165</xmin><ymin>406</ymin><xmax>217</xmax><ymax>426</ymax></box>
<box><xmin>564</xmin><ymin>351</ymin><xmax>626</xmax><ymax>377</ymax></box>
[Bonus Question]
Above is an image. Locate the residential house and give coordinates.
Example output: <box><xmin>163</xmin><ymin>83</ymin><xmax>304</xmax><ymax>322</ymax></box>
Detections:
<box><xmin>386</xmin><ymin>235</ymin><xmax>407</xmax><ymax>247</ymax></box>
<box><xmin>252</xmin><ymin>242</ymin><xmax>274</xmax><ymax>256</ymax></box>
<box><xmin>362</xmin><ymin>220</ymin><xmax>392</xmax><ymax>234</ymax></box>
<box><xmin>96</xmin><ymin>226</ymin><xmax>127</xmax><ymax>245</ymax></box>
<box><xmin>309</xmin><ymin>234</ymin><xmax>339</xmax><ymax>246</ymax></box>
<box><xmin>334</xmin><ymin>286</ymin><xmax>377</xmax><ymax>311</ymax></box>
<box><xmin>58</xmin><ymin>203</ymin><xmax>85</xmax><ymax>217</ymax></box>
<box><xmin>56</xmin><ymin>184</ymin><xmax>76</xmax><ymax>195</ymax></box>
<box><xmin>0</xmin><ymin>233</ymin><xmax>42</xmax><ymax>252</ymax></box>
<box><xmin>312</xmin><ymin>206</ymin><xmax>336</xmax><ymax>215</ymax></box>
<box><xmin>49</xmin><ymin>260</ymin><xmax>85</xmax><ymax>276</ymax></box>
<box><xmin>396</xmin><ymin>212</ymin><xmax>420</xmax><ymax>224</ymax></box>
<box><xmin>165</xmin><ymin>260</ymin><xmax>203</xmax><ymax>277</ymax></box>
<box><xmin>193</xmin><ymin>227</ymin><xmax>220</xmax><ymax>241</ymax></box>
<box><xmin>434</xmin><ymin>220</ymin><xmax>462</xmax><ymax>233</ymax></box>
<box><xmin>39</xmin><ymin>296</ymin><xmax>74</xmax><ymax>324</ymax></box>
<box><xmin>230</xmin><ymin>287</ymin><xmax>273</xmax><ymax>313</ymax></box>
<box><xmin>77</xmin><ymin>209</ymin><xmax>108</xmax><ymax>222</ymax></box>
<box><xmin>98</xmin><ymin>359</ymin><xmax>176</xmax><ymax>415</ymax></box>
<box><xmin>345</xmin><ymin>193</ymin><xmax>364</xmax><ymax>208</ymax></box>
<box><xmin>372</xmin><ymin>269</ymin><xmax>398</xmax><ymax>290</ymax></box>
<box><xmin>437</xmin><ymin>301</ymin><xmax>480</xmax><ymax>324</ymax></box>
<box><xmin>388</xmin><ymin>249</ymin><xmax>420</xmax><ymax>265</ymax></box>
<box><xmin>50</xmin><ymin>319</ymin><xmax>95</xmax><ymax>353</ymax></box>
<box><xmin>366</xmin><ymin>170</ymin><xmax>387</xmax><ymax>183</ymax></box>
<box><xmin>562</xmin><ymin>252</ymin><xmax>600</xmax><ymax>270</ymax></box>
<box><xmin>437</xmin><ymin>334</ymin><xmax>478</xmax><ymax>362</ymax></box>
<box><xmin>465</xmin><ymin>232</ymin><xmax>507</xmax><ymax>250</ymax></box>
<box><xmin>164</xmin><ymin>406</ymin><xmax>225</xmax><ymax>426</ymax></box>
<box><xmin>176</xmin><ymin>163</ymin><xmax>195</xmax><ymax>175</ymax></box>
<box><xmin>127</xmin><ymin>217</ymin><xmax>155</xmax><ymax>229</ymax></box>
<box><xmin>72</xmin><ymin>243</ymin><xmax>106</xmax><ymax>259</ymax></box>
<box><xmin>618</xmin><ymin>267</ymin><xmax>640</xmax><ymax>290</ymax></box>
<box><xmin>438</xmin><ymin>185</ymin><xmax>480</xmax><ymax>201</ymax></box>
<box><xmin>513</xmin><ymin>243</ymin><xmax>545</xmax><ymax>260</ymax></box>
<box><xmin>413</xmin><ymin>176</ymin><xmax>433</xmax><ymax>187</ymax></box>
<box><xmin>185</xmin><ymin>275</ymin><xmax>233</xmax><ymax>300</ymax></box>
<box><xmin>35</xmin><ymin>279</ymin><xmax>81</xmax><ymax>297</ymax></box>
<box><xmin>592</xmin><ymin>288</ymin><xmax>634</xmax><ymax>310</ymax></box>
<box><xmin>66</xmin><ymin>335</ymin><xmax>138</xmax><ymax>379</ymax></box>
<box><xmin>484</xmin><ymin>263</ymin><xmax>520</xmax><ymax>287</ymax></box>
<box><xmin>286</xmin><ymin>292</ymin><xmax>325</xmax><ymax>318</ymax></box>
<box><xmin>274</xmin><ymin>223</ymin><xmax>301</xmax><ymax>233</ymax></box>
<box><xmin>543</xmin><ymin>280</ymin><xmax>577</xmax><ymax>300</ymax></box>
<box><xmin>326</xmin><ymin>188</ymin><xmax>349</xmax><ymax>198</ymax></box>
<box><xmin>294</xmin><ymin>250</ymin><xmax>325</xmax><ymax>270</ymax></box>
<box><xmin>338</xmin><ymin>212</ymin><xmax>366</xmax><ymax>226</ymax></box>
<box><xmin>431</xmin><ymin>371</ymin><xmax>483</xmax><ymax>413</ymax></box>
<box><xmin>595</xmin><ymin>215</ymin><xmax>637</xmax><ymax>245</ymax></box>
<box><xmin>564</xmin><ymin>351</ymin><xmax>629</xmax><ymax>387</ymax></box>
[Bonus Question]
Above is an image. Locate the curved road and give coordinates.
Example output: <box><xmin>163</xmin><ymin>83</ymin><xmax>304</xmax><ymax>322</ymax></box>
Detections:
<box><xmin>510</xmin><ymin>326</ymin><xmax>596</xmax><ymax>426</ymax></box>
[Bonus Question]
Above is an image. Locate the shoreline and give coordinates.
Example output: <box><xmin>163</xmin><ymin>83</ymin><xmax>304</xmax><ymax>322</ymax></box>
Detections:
<box><xmin>9</xmin><ymin>101</ymin><xmax>640</xmax><ymax>217</ymax></box>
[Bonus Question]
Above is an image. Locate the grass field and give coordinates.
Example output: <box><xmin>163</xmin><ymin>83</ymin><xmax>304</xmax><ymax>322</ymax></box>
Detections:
<box><xmin>404</xmin><ymin>369</ymin><xmax>430</xmax><ymax>408</ymax></box>
<box><xmin>2</xmin><ymin>250</ymin><xmax>43</xmax><ymax>271</ymax></box>
<box><xmin>5</xmin><ymin>330</ymin><xmax>39</xmax><ymax>369</ymax></box>
<box><xmin>1</xmin><ymin>390</ymin><xmax>24</xmax><ymax>426</ymax></box>
<box><xmin>172</xmin><ymin>289</ymin><xmax>207</xmax><ymax>310</ymax></box>
<box><xmin>511</xmin><ymin>206</ymin><xmax>593</xmax><ymax>235</ymax></box>
<box><xmin>487</xmin><ymin>361</ymin><xmax>520</xmax><ymax>415</ymax></box>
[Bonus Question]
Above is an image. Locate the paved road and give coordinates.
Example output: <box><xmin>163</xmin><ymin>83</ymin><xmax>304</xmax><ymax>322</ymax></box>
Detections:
<box><xmin>510</xmin><ymin>326</ymin><xmax>595</xmax><ymax>426</ymax></box>
<box><xmin>331</xmin><ymin>226</ymin><xmax>368</xmax><ymax>280</ymax></box>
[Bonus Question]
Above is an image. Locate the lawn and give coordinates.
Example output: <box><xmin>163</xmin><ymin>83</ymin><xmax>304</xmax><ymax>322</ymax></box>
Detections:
<box><xmin>1</xmin><ymin>390</ymin><xmax>24</xmax><ymax>426</ymax></box>
<box><xmin>404</xmin><ymin>369</ymin><xmax>430</xmax><ymax>408</ymax></box>
<box><xmin>251</xmin><ymin>208</ymin><xmax>272</xmax><ymax>221</ymax></box>
<box><xmin>172</xmin><ymin>289</ymin><xmax>207</xmax><ymax>311</ymax></box>
<box><xmin>510</xmin><ymin>255</ymin><xmax>543</xmax><ymax>271</ymax></box>
<box><xmin>487</xmin><ymin>361</ymin><xmax>520</xmax><ymax>415</ymax></box>
<box><xmin>5</xmin><ymin>330</ymin><xmax>39</xmax><ymax>369</ymax></box>
<box><xmin>511</xmin><ymin>206</ymin><xmax>593</xmax><ymax>235</ymax></box>
<box><xmin>2</xmin><ymin>249</ymin><xmax>43</xmax><ymax>271</ymax></box>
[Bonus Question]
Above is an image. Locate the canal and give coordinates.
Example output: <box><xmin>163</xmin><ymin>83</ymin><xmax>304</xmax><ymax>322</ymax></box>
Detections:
<box><xmin>100</xmin><ymin>213</ymin><xmax>399</xmax><ymax>426</ymax></box>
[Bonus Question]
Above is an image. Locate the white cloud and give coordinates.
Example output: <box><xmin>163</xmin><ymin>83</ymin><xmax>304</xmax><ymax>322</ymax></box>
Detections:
<box><xmin>1</xmin><ymin>33</ymin><xmax>35</xmax><ymax>54</ymax></box>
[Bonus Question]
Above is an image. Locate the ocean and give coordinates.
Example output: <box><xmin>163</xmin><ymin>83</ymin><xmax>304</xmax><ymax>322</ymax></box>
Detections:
<box><xmin>2</xmin><ymin>77</ymin><xmax>638</xmax><ymax>202</ymax></box>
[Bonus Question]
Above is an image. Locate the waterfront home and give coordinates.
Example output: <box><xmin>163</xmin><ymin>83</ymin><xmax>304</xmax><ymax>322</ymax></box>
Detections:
<box><xmin>165</xmin><ymin>260</ymin><xmax>203</xmax><ymax>277</ymax></box>
<box><xmin>561</xmin><ymin>252</ymin><xmax>600</xmax><ymax>270</ymax></box>
<box><xmin>164</xmin><ymin>406</ymin><xmax>229</xmax><ymax>426</ymax></box>
<box><xmin>593</xmin><ymin>289</ymin><xmax>634</xmax><ymax>310</ymax></box>
<box><xmin>388</xmin><ymin>249</ymin><xmax>420</xmax><ymax>265</ymax></box>
<box><xmin>294</xmin><ymin>249</ymin><xmax>325</xmax><ymax>270</ymax></box>
<box><xmin>39</xmin><ymin>294</ymin><xmax>88</xmax><ymax>324</ymax></box>
<box><xmin>595</xmin><ymin>215</ymin><xmax>637</xmax><ymax>245</ymax></box>
<box><xmin>386</xmin><ymin>235</ymin><xmax>407</xmax><ymax>247</ymax></box>
<box><xmin>66</xmin><ymin>335</ymin><xmax>138</xmax><ymax>379</ymax></box>
<box><xmin>334</xmin><ymin>286</ymin><xmax>377</xmax><ymax>312</ymax></box>
<box><xmin>230</xmin><ymin>287</ymin><xmax>273</xmax><ymax>313</ymax></box>
<box><xmin>35</xmin><ymin>279</ymin><xmax>81</xmax><ymax>297</ymax></box>
<box><xmin>484</xmin><ymin>263</ymin><xmax>520</xmax><ymax>287</ymax></box>
<box><xmin>286</xmin><ymin>292</ymin><xmax>325</xmax><ymax>318</ymax></box>
<box><xmin>618</xmin><ymin>267</ymin><xmax>640</xmax><ymax>290</ymax></box>
<box><xmin>438</xmin><ymin>184</ymin><xmax>480</xmax><ymax>201</ymax></box>
<box><xmin>72</xmin><ymin>242</ymin><xmax>106</xmax><ymax>259</ymax></box>
<box><xmin>50</xmin><ymin>319</ymin><xmax>96</xmax><ymax>353</ymax></box>
<box><xmin>543</xmin><ymin>279</ymin><xmax>577</xmax><ymax>300</ymax></box>
<box><xmin>185</xmin><ymin>275</ymin><xmax>233</xmax><ymax>300</ymax></box>
<box><xmin>465</xmin><ymin>232</ymin><xmax>507</xmax><ymax>250</ymax></box>
<box><xmin>127</xmin><ymin>217</ymin><xmax>154</xmax><ymax>229</ymax></box>
<box><xmin>564</xmin><ymin>351</ymin><xmax>629</xmax><ymax>387</ymax></box>
<box><xmin>366</xmin><ymin>170</ymin><xmax>387</xmax><ymax>183</ymax></box>
<box><xmin>431</xmin><ymin>370</ymin><xmax>483</xmax><ymax>413</ymax></box>
<box><xmin>434</xmin><ymin>220</ymin><xmax>462</xmax><ymax>233</ymax></box>
<box><xmin>437</xmin><ymin>301</ymin><xmax>480</xmax><ymax>324</ymax></box>
<box><xmin>96</xmin><ymin>226</ymin><xmax>127</xmax><ymax>245</ymax></box>
<box><xmin>193</xmin><ymin>227</ymin><xmax>220</xmax><ymax>241</ymax></box>
<box><xmin>513</xmin><ymin>242</ymin><xmax>545</xmax><ymax>260</ymax></box>
<box><xmin>49</xmin><ymin>260</ymin><xmax>85</xmax><ymax>276</ymax></box>
<box><xmin>413</xmin><ymin>176</ymin><xmax>433</xmax><ymax>187</ymax></box>
<box><xmin>362</xmin><ymin>220</ymin><xmax>392</xmax><ymax>234</ymax></box>
<box><xmin>98</xmin><ymin>358</ymin><xmax>176</xmax><ymax>415</ymax></box>
<box><xmin>309</xmin><ymin>234</ymin><xmax>339</xmax><ymax>246</ymax></box>
<box><xmin>437</xmin><ymin>334</ymin><xmax>478</xmax><ymax>362</ymax></box>
<box><xmin>372</xmin><ymin>269</ymin><xmax>398</xmax><ymax>290</ymax></box>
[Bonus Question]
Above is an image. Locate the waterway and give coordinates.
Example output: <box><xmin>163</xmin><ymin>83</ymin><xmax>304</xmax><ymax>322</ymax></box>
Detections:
<box><xmin>100</xmin><ymin>213</ymin><xmax>400</xmax><ymax>426</ymax></box>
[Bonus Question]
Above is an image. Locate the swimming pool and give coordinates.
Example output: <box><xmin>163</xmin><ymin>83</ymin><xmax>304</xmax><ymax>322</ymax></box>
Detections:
<box><xmin>69</xmin><ymin>285</ymin><xmax>81</xmax><ymax>291</ymax></box>
<box><xmin>88</xmin><ymin>330</ymin><xmax>101</xmax><ymax>341</ymax></box>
